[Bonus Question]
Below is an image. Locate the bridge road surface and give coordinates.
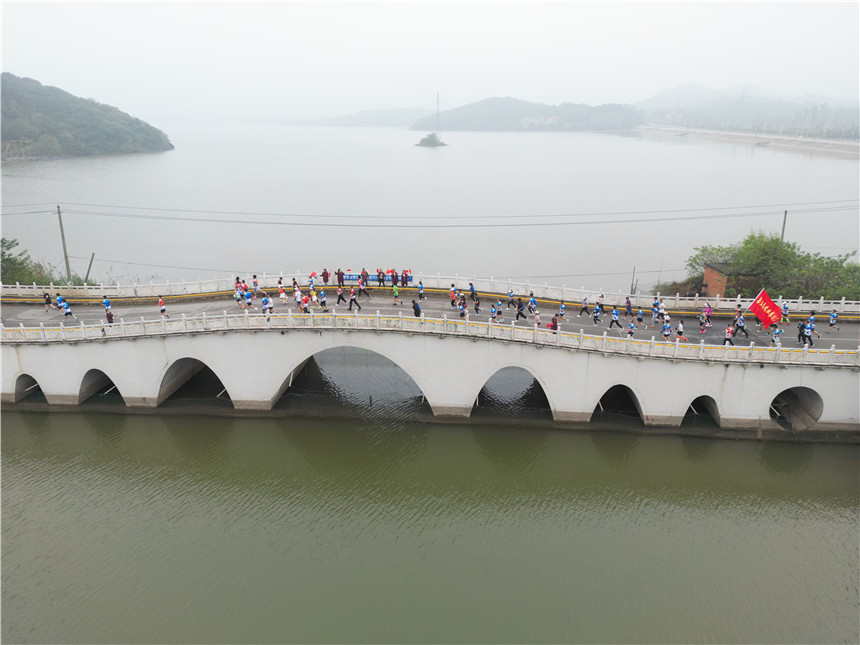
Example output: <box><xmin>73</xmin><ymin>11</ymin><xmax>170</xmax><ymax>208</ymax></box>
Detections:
<box><xmin>2</xmin><ymin>285</ymin><xmax>859</xmax><ymax>351</ymax></box>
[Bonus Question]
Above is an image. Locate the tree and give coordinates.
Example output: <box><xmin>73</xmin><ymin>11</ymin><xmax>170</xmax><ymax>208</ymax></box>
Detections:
<box><xmin>684</xmin><ymin>242</ymin><xmax>737</xmax><ymax>276</ymax></box>
<box><xmin>659</xmin><ymin>232</ymin><xmax>859</xmax><ymax>299</ymax></box>
<box><xmin>1</xmin><ymin>238</ymin><xmax>33</xmax><ymax>282</ymax></box>
<box><xmin>0</xmin><ymin>237</ymin><xmax>91</xmax><ymax>285</ymax></box>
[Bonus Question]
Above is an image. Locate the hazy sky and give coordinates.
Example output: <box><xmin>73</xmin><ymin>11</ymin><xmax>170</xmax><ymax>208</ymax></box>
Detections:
<box><xmin>2</xmin><ymin>1</ymin><xmax>858</xmax><ymax>126</ymax></box>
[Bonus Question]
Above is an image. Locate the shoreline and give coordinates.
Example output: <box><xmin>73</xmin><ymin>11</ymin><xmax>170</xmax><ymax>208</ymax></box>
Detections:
<box><xmin>638</xmin><ymin>125</ymin><xmax>860</xmax><ymax>160</ymax></box>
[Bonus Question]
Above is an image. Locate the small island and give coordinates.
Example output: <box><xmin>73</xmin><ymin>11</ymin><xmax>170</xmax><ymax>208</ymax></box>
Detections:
<box><xmin>416</xmin><ymin>132</ymin><xmax>447</xmax><ymax>147</ymax></box>
<box><xmin>1</xmin><ymin>72</ymin><xmax>174</xmax><ymax>159</ymax></box>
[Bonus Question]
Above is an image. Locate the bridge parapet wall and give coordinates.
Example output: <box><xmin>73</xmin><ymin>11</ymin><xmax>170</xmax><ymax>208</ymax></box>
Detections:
<box><xmin>3</xmin><ymin>311</ymin><xmax>858</xmax><ymax>368</ymax></box>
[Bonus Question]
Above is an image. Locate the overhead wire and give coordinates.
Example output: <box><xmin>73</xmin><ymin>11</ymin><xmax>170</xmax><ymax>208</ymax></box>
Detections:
<box><xmin>2</xmin><ymin>197</ymin><xmax>857</xmax><ymax>223</ymax></box>
<box><xmin>44</xmin><ymin>203</ymin><xmax>857</xmax><ymax>228</ymax></box>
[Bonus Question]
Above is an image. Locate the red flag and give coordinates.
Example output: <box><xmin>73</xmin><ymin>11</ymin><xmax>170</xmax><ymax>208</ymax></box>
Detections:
<box><xmin>310</xmin><ymin>271</ymin><xmax>317</xmax><ymax>278</ymax></box>
<box><xmin>748</xmin><ymin>289</ymin><xmax>780</xmax><ymax>327</ymax></box>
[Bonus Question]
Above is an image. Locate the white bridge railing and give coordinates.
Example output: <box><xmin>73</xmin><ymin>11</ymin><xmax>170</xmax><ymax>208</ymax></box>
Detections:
<box><xmin>2</xmin><ymin>272</ymin><xmax>858</xmax><ymax>314</ymax></box>
<box><xmin>2</xmin><ymin>310</ymin><xmax>857</xmax><ymax>368</ymax></box>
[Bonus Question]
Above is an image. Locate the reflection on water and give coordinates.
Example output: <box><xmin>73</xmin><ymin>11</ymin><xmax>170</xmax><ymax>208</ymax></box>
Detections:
<box><xmin>680</xmin><ymin>435</ymin><xmax>716</xmax><ymax>462</ymax></box>
<box><xmin>759</xmin><ymin>440</ymin><xmax>815</xmax><ymax>475</ymax></box>
<box><xmin>590</xmin><ymin>430</ymin><xmax>641</xmax><ymax>466</ymax></box>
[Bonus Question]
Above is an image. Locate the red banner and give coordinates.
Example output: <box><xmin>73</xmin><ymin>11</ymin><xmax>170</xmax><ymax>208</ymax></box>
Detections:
<box><xmin>748</xmin><ymin>289</ymin><xmax>781</xmax><ymax>327</ymax></box>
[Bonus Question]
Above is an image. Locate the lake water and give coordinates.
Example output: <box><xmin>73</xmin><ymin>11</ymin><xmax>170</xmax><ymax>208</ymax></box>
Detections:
<box><xmin>2</xmin><ymin>127</ymin><xmax>859</xmax><ymax>643</ymax></box>
<box><xmin>2</xmin><ymin>125</ymin><xmax>858</xmax><ymax>292</ymax></box>
<box><xmin>3</xmin><ymin>405</ymin><xmax>858</xmax><ymax>644</ymax></box>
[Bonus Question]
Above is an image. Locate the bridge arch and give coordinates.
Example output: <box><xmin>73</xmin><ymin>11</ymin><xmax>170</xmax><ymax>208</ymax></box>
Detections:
<box><xmin>591</xmin><ymin>384</ymin><xmax>645</xmax><ymax>424</ymax></box>
<box><xmin>472</xmin><ymin>365</ymin><xmax>552</xmax><ymax>418</ymax></box>
<box><xmin>271</xmin><ymin>345</ymin><xmax>427</xmax><ymax>414</ymax></box>
<box><xmin>769</xmin><ymin>386</ymin><xmax>824</xmax><ymax>432</ymax></box>
<box><xmin>270</xmin><ymin>341</ymin><xmax>429</xmax><ymax>408</ymax></box>
<box><xmin>78</xmin><ymin>368</ymin><xmax>123</xmax><ymax>405</ymax></box>
<box><xmin>157</xmin><ymin>357</ymin><xmax>231</xmax><ymax>407</ymax></box>
<box><xmin>12</xmin><ymin>373</ymin><xmax>42</xmax><ymax>402</ymax></box>
<box><xmin>683</xmin><ymin>395</ymin><xmax>721</xmax><ymax>427</ymax></box>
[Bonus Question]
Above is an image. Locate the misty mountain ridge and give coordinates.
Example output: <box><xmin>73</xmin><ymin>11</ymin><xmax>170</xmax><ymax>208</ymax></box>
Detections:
<box><xmin>638</xmin><ymin>82</ymin><xmax>858</xmax><ymax>138</ymax></box>
<box><xmin>1</xmin><ymin>73</ymin><xmax>174</xmax><ymax>158</ymax></box>
<box><xmin>286</xmin><ymin>84</ymin><xmax>857</xmax><ymax>138</ymax></box>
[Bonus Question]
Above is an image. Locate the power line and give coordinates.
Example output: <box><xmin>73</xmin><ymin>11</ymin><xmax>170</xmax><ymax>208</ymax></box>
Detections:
<box><xmin>47</xmin><ymin>204</ymin><xmax>856</xmax><ymax>228</ymax></box>
<box><xmin>2</xmin><ymin>198</ymin><xmax>857</xmax><ymax>220</ymax></box>
<box><xmin>0</xmin><ymin>203</ymin><xmax>57</xmax><ymax>208</ymax></box>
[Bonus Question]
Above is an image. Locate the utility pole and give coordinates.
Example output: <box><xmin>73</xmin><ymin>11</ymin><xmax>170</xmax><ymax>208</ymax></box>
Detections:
<box><xmin>629</xmin><ymin>266</ymin><xmax>636</xmax><ymax>294</ymax></box>
<box><xmin>57</xmin><ymin>205</ymin><xmax>72</xmax><ymax>282</ymax></box>
<box><xmin>84</xmin><ymin>252</ymin><xmax>95</xmax><ymax>283</ymax></box>
<box><xmin>780</xmin><ymin>210</ymin><xmax>788</xmax><ymax>243</ymax></box>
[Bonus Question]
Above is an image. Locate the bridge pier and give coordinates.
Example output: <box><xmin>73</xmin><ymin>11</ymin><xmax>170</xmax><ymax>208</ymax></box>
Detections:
<box><xmin>642</xmin><ymin>414</ymin><xmax>685</xmax><ymax>427</ymax></box>
<box><xmin>124</xmin><ymin>397</ymin><xmax>159</xmax><ymax>408</ymax></box>
<box><xmin>552</xmin><ymin>410</ymin><xmax>593</xmax><ymax>423</ymax></box>
<box><xmin>233</xmin><ymin>400</ymin><xmax>277</xmax><ymax>411</ymax></box>
<box><xmin>430</xmin><ymin>405</ymin><xmax>473</xmax><ymax>418</ymax></box>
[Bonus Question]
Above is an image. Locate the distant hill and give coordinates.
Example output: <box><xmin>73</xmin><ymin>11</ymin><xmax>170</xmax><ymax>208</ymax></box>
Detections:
<box><xmin>410</xmin><ymin>97</ymin><xmax>642</xmax><ymax>131</ymax></box>
<box><xmin>287</xmin><ymin>108</ymin><xmax>432</xmax><ymax>127</ymax></box>
<box><xmin>1</xmin><ymin>73</ymin><xmax>174</xmax><ymax>158</ymax></box>
<box><xmin>636</xmin><ymin>82</ymin><xmax>859</xmax><ymax>140</ymax></box>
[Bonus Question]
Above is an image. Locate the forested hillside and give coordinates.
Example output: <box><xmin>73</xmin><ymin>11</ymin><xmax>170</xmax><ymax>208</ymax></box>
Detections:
<box><xmin>1</xmin><ymin>73</ymin><xmax>174</xmax><ymax>158</ymax></box>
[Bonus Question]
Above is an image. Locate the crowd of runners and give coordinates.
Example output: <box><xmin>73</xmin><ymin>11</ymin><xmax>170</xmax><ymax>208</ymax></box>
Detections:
<box><xmin>39</xmin><ymin>268</ymin><xmax>843</xmax><ymax>348</ymax></box>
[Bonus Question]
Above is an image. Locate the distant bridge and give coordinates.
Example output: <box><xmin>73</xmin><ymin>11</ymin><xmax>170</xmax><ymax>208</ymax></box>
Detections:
<box><xmin>3</xmin><ymin>310</ymin><xmax>858</xmax><ymax>438</ymax></box>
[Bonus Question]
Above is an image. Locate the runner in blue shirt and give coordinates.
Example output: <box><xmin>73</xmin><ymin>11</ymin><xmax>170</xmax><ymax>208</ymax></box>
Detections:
<box><xmin>627</xmin><ymin>321</ymin><xmax>635</xmax><ymax>337</ymax></box>
<box><xmin>770</xmin><ymin>327</ymin><xmax>783</xmax><ymax>346</ymax></box>
<box><xmin>103</xmin><ymin>297</ymin><xmax>111</xmax><ymax>312</ymax></box>
<box><xmin>662</xmin><ymin>321</ymin><xmax>672</xmax><ymax>341</ymax></box>
<box><xmin>558</xmin><ymin>301</ymin><xmax>566</xmax><ymax>318</ymax></box>
<box><xmin>244</xmin><ymin>290</ymin><xmax>257</xmax><ymax>311</ymax></box>
<box><xmin>734</xmin><ymin>314</ymin><xmax>749</xmax><ymax>338</ymax></box>
<box><xmin>829</xmin><ymin>310</ymin><xmax>839</xmax><ymax>331</ymax></box>
<box><xmin>609</xmin><ymin>307</ymin><xmax>622</xmax><ymax>329</ymax></box>
<box><xmin>802</xmin><ymin>322</ymin><xmax>814</xmax><ymax>346</ymax></box>
<box><xmin>418</xmin><ymin>281</ymin><xmax>424</xmax><ymax>300</ymax></box>
<box><xmin>808</xmin><ymin>313</ymin><xmax>820</xmax><ymax>338</ymax></box>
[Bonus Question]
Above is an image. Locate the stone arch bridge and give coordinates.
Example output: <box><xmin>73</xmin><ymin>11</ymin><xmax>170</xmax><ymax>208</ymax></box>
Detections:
<box><xmin>2</xmin><ymin>311</ymin><xmax>858</xmax><ymax>438</ymax></box>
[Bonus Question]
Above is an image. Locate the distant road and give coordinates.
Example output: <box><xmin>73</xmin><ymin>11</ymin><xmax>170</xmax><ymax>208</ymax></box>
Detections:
<box><xmin>638</xmin><ymin>125</ymin><xmax>859</xmax><ymax>160</ymax></box>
